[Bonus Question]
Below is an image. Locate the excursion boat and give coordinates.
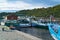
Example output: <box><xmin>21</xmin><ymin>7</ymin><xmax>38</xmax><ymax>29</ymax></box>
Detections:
<box><xmin>32</xmin><ymin>20</ymin><xmax>47</xmax><ymax>26</ymax></box>
<box><xmin>31</xmin><ymin>19</ymin><xmax>48</xmax><ymax>29</ymax></box>
<box><xmin>5</xmin><ymin>20</ymin><xmax>31</xmax><ymax>27</ymax></box>
<box><xmin>18</xmin><ymin>19</ymin><xmax>31</xmax><ymax>27</ymax></box>
<box><xmin>48</xmin><ymin>23</ymin><xmax>60</xmax><ymax>40</ymax></box>
<box><xmin>25</xmin><ymin>18</ymin><xmax>39</xmax><ymax>27</ymax></box>
<box><xmin>5</xmin><ymin>20</ymin><xmax>19</xmax><ymax>27</ymax></box>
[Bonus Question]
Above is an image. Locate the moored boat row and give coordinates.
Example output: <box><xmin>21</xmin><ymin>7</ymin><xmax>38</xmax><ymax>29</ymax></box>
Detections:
<box><xmin>0</xmin><ymin>17</ymin><xmax>48</xmax><ymax>28</ymax></box>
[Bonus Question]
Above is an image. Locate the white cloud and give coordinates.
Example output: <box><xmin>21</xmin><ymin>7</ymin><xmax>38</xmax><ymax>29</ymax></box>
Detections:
<box><xmin>0</xmin><ymin>0</ymin><xmax>50</xmax><ymax>12</ymax></box>
<box><xmin>0</xmin><ymin>0</ymin><xmax>32</xmax><ymax>10</ymax></box>
<box><xmin>0</xmin><ymin>0</ymin><xmax>7</xmax><ymax>2</ymax></box>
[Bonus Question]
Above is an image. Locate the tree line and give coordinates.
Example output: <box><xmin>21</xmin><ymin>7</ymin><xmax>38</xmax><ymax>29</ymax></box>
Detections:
<box><xmin>0</xmin><ymin>4</ymin><xmax>60</xmax><ymax>18</ymax></box>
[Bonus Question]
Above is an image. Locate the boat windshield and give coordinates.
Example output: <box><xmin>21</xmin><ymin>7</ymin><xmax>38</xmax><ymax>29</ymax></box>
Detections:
<box><xmin>18</xmin><ymin>19</ymin><xmax>29</xmax><ymax>23</ymax></box>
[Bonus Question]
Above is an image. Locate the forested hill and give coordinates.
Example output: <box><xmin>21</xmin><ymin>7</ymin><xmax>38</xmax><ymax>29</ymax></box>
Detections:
<box><xmin>0</xmin><ymin>5</ymin><xmax>60</xmax><ymax>18</ymax></box>
<box><xmin>16</xmin><ymin>5</ymin><xmax>60</xmax><ymax>17</ymax></box>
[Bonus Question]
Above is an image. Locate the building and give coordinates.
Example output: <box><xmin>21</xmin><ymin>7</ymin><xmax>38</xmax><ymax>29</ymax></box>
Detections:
<box><xmin>7</xmin><ymin>14</ymin><xmax>18</xmax><ymax>20</ymax></box>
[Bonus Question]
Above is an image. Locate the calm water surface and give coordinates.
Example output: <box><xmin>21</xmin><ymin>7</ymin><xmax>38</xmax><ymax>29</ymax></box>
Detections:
<box><xmin>16</xmin><ymin>27</ymin><xmax>54</xmax><ymax>40</ymax></box>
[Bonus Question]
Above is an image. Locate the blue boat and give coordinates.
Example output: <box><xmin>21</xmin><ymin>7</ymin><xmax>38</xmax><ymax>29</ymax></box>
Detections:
<box><xmin>48</xmin><ymin>23</ymin><xmax>60</xmax><ymax>40</ymax></box>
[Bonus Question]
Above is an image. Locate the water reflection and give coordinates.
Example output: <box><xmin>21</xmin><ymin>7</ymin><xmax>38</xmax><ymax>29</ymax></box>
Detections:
<box><xmin>17</xmin><ymin>27</ymin><xmax>54</xmax><ymax>40</ymax></box>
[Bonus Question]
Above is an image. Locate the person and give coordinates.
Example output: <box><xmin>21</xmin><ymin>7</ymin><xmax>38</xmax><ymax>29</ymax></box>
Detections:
<box><xmin>2</xmin><ymin>28</ymin><xmax>4</xmax><ymax>31</ymax></box>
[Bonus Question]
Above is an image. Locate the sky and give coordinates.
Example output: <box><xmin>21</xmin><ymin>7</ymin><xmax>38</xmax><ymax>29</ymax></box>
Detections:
<box><xmin>0</xmin><ymin>0</ymin><xmax>60</xmax><ymax>12</ymax></box>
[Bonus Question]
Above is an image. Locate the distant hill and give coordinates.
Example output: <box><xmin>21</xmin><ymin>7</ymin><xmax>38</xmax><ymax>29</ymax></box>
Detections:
<box><xmin>16</xmin><ymin>5</ymin><xmax>60</xmax><ymax>17</ymax></box>
<box><xmin>0</xmin><ymin>4</ymin><xmax>60</xmax><ymax>18</ymax></box>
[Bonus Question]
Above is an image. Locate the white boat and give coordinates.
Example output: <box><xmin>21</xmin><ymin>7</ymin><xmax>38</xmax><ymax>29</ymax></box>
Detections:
<box><xmin>32</xmin><ymin>21</ymin><xmax>47</xmax><ymax>26</ymax></box>
<box><xmin>18</xmin><ymin>19</ymin><xmax>31</xmax><ymax>27</ymax></box>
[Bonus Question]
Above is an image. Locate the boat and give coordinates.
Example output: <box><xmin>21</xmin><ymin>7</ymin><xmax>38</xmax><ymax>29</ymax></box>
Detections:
<box><xmin>32</xmin><ymin>20</ymin><xmax>47</xmax><ymax>26</ymax></box>
<box><xmin>48</xmin><ymin>15</ymin><xmax>60</xmax><ymax>40</ymax></box>
<box><xmin>5</xmin><ymin>20</ymin><xmax>19</xmax><ymax>27</ymax></box>
<box><xmin>18</xmin><ymin>18</ymin><xmax>39</xmax><ymax>27</ymax></box>
<box><xmin>5</xmin><ymin>18</ymin><xmax>34</xmax><ymax>27</ymax></box>
<box><xmin>26</xmin><ymin>17</ymin><xmax>48</xmax><ymax>29</ymax></box>
<box><xmin>18</xmin><ymin>19</ymin><xmax>31</xmax><ymax>27</ymax></box>
<box><xmin>5</xmin><ymin>18</ymin><xmax>48</xmax><ymax>28</ymax></box>
<box><xmin>48</xmin><ymin>23</ymin><xmax>60</xmax><ymax>40</ymax></box>
<box><xmin>31</xmin><ymin>19</ymin><xmax>48</xmax><ymax>29</ymax></box>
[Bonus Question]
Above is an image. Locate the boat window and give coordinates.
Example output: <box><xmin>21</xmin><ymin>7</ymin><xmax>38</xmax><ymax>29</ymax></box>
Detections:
<box><xmin>18</xmin><ymin>19</ymin><xmax>29</xmax><ymax>23</ymax></box>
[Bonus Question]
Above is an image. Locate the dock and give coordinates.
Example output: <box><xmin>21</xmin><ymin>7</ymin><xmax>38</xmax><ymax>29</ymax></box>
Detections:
<box><xmin>0</xmin><ymin>26</ymin><xmax>42</xmax><ymax>40</ymax></box>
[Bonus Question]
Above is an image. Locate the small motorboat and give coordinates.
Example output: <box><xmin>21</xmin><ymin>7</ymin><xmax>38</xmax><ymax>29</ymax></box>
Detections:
<box><xmin>5</xmin><ymin>20</ymin><xmax>19</xmax><ymax>27</ymax></box>
<box><xmin>48</xmin><ymin>23</ymin><xmax>60</xmax><ymax>40</ymax></box>
<box><xmin>18</xmin><ymin>19</ymin><xmax>31</xmax><ymax>27</ymax></box>
<box><xmin>31</xmin><ymin>20</ymin><xmax>48</xmax><ymax>28</ymax></box>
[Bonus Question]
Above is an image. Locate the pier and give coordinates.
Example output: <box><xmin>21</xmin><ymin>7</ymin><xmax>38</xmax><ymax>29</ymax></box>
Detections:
<box><xmin>0</xmin><ymin>25</ymin><xmax>41</xmax><ymax>40</ymax></box>
<box><xmin>0</xmin><ymin>30</ymin><xmax>41</xmax><ymax>40</ymax></box>
<box><xmin>0</xmin><ymin>25</ymin><xmax>54</xmax><ymax>40</ymax></box>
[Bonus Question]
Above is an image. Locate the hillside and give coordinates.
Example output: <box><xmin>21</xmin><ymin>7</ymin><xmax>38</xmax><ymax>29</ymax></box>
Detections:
<box><xmin>0</xmin><ymin>5</ymin><xmax>60</xmax><ymax>18</ymax></box>
<box><xmin>16</xmin><ymin>5</ymin><xmax>60</xmax><ymax>17</ymax></box>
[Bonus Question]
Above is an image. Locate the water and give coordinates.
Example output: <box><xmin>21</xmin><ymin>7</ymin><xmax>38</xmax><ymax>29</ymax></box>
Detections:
<box><xmin>4</xmin><ymin>20</ymin><xmax>54</xmax><ymax>40</ymax></box>
<box><xmin>16</xmin><ymin>27</ymin><xmax>54</xmax><ymax>40</ymax></box>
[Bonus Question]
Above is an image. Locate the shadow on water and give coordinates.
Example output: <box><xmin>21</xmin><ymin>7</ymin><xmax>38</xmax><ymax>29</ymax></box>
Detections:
<box><xmin>16</xmin><ymin>27</ymin><xmax>54</xmax><ymax>40</ymax></box>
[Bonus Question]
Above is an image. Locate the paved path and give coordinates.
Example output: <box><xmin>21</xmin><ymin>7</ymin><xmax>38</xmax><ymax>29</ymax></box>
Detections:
<box><xmin>0</xmin><ymin>25</ymin><xmax>42</xmax><ymax>40</ymax></box>
<box><xmin>0</xmin><ymin>30</ymin><xmax>42</xmax><ymax>40</ymax></box>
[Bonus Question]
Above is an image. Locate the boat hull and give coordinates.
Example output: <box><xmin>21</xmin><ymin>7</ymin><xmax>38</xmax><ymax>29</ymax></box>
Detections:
<box><xmin>31</xmin><ymin>20</ymin><xmax>48</xmax><ymax>29</ymax></box>
<box><xmin>19</xmin><ymin>24</ymin><xmax>31</xmax><ymax>27</ymax></box>
<box><xmin>48</xmin><ymin>24</ymin><xmax>60</xmax><ymax>40</ymax></box>
<box><xmin>48</xmin><ymin>25</ymin><xmax>57</xmax><ymax>40</ymax></box>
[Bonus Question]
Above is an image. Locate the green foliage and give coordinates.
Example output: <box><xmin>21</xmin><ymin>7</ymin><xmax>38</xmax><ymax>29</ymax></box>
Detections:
<box><xmin>16</xmin><ymin>5</ymin><xmax>60</xmax><ymax>17</ymax></box>
<box><xmin>0</xmin><ymin>5</ymin><xmax>60</xmax><ymax>18</ymax></box>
